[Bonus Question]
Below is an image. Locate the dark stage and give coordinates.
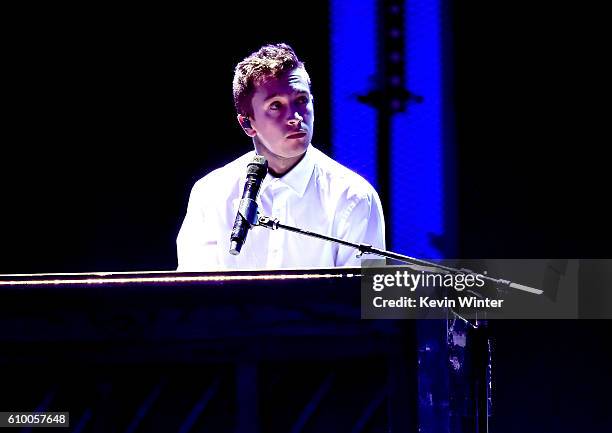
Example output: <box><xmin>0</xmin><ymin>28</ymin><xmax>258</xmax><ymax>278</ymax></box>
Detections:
<box><xmin>2</xmin><ymin>1</ymin><xmax>610</xmax><ymax>432</ymax></box>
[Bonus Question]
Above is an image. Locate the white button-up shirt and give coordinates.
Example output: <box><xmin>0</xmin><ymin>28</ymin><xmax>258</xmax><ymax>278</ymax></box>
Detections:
<box><xmin>176</xmin><ymin>146</ymin><xmax>385</xmax><ymax>271</ymax></box>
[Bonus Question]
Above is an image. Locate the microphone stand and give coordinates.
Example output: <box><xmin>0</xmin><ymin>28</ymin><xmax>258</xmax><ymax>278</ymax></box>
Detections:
<box><xmin>255</xmin><ymin>212</ymin><xmax>530</xmax><ymax>425</ymax></box>
<box><xmin>255</xmin><ymin>215</ymin><xmax>542</xmax><ymax>296</ymax></box>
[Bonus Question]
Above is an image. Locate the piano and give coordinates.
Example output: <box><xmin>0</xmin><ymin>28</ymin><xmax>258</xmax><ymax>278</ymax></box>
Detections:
<box><xmin>0</xmin><ymin>268</ymin><xmax>419</xmax><ymax>433</ymax></box>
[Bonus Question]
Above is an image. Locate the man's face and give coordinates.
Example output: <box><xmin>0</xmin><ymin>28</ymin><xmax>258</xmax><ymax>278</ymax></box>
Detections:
<box><xmin>248</xmin><ymin>67</ymin><xmax>314</xmax><ymax>159</ymax></box>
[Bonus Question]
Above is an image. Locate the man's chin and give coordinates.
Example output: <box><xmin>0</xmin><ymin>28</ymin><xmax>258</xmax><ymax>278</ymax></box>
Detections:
<box><xmin>255</xmin><ymin>138</ymin><xmax>310</xmax><ymax>160</ymax></box>
<box><xmin>280</xmin><ymin>140</ymin><xmax>309</xmax><ymax>157</ymax></box>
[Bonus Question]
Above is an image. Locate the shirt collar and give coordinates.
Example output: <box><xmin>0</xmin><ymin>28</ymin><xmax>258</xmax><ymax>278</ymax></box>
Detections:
<box><xmin>258</xmin><ymin>145</ymin><xmax>315</xmax><ymax>198</ymax></box>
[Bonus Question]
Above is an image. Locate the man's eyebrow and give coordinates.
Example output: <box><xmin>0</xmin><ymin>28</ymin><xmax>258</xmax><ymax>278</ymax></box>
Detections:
<box><xmin>263</xmin><ymin>90</ymin><xmax>309</xmax><ymax>102</ymax></box>
<box><xmin>263</xmin><ymin>93</ymin><xmax>281</xmax><ymax>102</ymax></box>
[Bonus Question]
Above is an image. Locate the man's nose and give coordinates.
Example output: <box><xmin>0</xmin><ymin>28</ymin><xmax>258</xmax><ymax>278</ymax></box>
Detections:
<box><xmin>288</xmin><ymin>112</ymin><xmax>303</xmax><ymax>126</ymax></box>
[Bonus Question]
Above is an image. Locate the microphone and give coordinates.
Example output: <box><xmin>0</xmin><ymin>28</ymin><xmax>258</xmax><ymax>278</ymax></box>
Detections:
<box><xmin>229</xmin><ymin>155</ymin><xmax>268</xmax><ymax>255</ymax></box>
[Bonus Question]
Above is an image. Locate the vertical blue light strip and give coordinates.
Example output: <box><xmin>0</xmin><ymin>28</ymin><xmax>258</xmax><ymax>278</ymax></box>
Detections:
<box><xmin>330</xmin><ymin>0</ymin><xmax>378</xmax><ymax>189</ymax></box>
<box><xmin>391</xmin><ymin>0</ymin><xmax>445</xmax><ymax>258</ymax></box>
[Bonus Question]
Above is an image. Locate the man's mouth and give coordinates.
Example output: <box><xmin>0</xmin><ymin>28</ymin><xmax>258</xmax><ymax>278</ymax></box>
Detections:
<box><xmin>286</xmin><ymin>131</ymin><xmax>307</xmax><ymax>139</ymax></box>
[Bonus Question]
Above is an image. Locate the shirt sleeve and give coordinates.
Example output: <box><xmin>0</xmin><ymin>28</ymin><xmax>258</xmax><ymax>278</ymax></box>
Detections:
<box><xmin>176</xmin><ymin>181</ymin><xmax>219</xmax><ymax>271</ymax></box>
<box><xmin>335</xmin><ymin>190</ymin><xmax>386</xmax><ymax>267</ymax></box>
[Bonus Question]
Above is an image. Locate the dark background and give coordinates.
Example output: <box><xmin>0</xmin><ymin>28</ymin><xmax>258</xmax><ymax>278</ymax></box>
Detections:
<box><xmin>3</xmin><ymin>3</ymin><xmax>332</xmax><ymax>274</ymax></box>
<box><xmin>453</xmin><ymin>1</ymin><xmax>608</xmax><ymax>259</ymax></box>
<box><xmin>454</xmin><ymin>4</ymin><xmax>610</xmax><ymax>430</ymax></box>
<box><xmin>2</xmin><ymin>1</ymin><xmax>610</xmax><ymax>431</ymax></box>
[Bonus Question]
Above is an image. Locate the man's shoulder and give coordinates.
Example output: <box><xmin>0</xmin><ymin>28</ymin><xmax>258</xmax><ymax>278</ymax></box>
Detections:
<box><xmin>311</xmin><ymin>147</ymin><xmax>379</xmax><ymax>200</ymax></box>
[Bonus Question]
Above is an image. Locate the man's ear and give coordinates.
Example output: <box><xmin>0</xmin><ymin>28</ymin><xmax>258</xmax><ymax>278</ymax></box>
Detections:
<box><xmin>237</xmin><ymin>114</ymin><xmax>256</xmax><ymax>137</ymax></box>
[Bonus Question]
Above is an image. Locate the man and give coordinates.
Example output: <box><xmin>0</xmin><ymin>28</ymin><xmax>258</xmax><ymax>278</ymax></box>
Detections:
<box><xmin>177</xmin><ymin>43</ymin><xmax>385</xmax><ymax>271</ymax></box>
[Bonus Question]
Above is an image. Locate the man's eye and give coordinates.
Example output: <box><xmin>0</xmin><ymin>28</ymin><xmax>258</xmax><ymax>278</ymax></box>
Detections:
<box><xmin>297</xmin><ymin>96</ymin><xmax>309</xmax><ymax>104</ymax></box>
<box><xmin>269</xmin><ymin>102</ymin><xmax>281</xmax><ymax>110</ymax></box>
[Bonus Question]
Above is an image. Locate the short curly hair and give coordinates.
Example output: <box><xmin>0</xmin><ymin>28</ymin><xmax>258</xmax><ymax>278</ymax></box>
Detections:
<box><xmin>233</xmin><ymin>43</ymin><xmax>310</xmax><ymax>118</ymax></box>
